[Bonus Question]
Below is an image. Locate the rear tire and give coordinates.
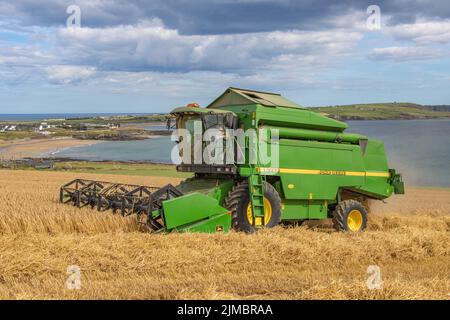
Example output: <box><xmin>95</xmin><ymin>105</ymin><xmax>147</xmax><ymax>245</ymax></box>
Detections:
<box><xmin>224</xmin><ymin>181</ymin><xmax>282</xmax><ymax>233</ymax></box>
<box><xmin>332</xmin><ymin>199</ymin><xmax>367</xmax><ymax>232</ymax></box>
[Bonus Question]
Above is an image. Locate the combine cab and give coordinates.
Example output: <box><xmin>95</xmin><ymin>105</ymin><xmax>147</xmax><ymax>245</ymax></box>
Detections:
<box><xmin>60</xmin><ymin>87</ymin><xmax>404</xmax><ymax>233</ymax></box>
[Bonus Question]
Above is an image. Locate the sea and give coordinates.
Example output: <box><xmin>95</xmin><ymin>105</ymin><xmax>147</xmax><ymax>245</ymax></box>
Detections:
<box><xmin>0</xmin><ymin>113</ymin><xmax>154</xmax><ymax>121</ymax></box>
<box><xmin>2</xmin><ymin>114</ymin><xmax>449</xmax><ymax>187</ymax></box>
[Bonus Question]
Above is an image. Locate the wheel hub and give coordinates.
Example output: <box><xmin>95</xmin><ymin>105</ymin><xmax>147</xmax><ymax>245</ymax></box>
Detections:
<box><xmin>347</xmin><ymin>209</ymin><xmax>363</xmax><ymax>231</ymax></box>
<box><xmin>246</xmin><ymin>197</ymin><xmax>272</xmax><ymax>226</ymax></box>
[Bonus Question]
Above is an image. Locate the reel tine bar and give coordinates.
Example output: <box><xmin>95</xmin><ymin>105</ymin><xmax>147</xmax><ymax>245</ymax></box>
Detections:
<box><xmin>59</xmin><ymin>179</ymin><xmax>182</xmax><ymax>232</ymax></box>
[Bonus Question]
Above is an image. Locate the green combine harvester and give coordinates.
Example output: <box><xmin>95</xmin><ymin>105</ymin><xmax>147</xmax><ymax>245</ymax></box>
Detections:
<box><xmin>60</xmin><ymin>88</ymin><xmax>404</xmax><ymax>233</ymax></box>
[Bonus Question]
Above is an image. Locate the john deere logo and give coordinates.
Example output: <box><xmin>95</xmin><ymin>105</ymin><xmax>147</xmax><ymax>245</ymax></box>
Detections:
<box><xmin>216</xmin><ymin>225</ymin><xmax>224</xmax><ymax>232</ymax></box>
<box><xmin>319</xmin><ymin>170</ymin><xmax>345</xmax><ymax>176</ymax></box>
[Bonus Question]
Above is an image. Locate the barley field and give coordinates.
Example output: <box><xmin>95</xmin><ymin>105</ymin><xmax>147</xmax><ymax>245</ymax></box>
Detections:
<box><xmin>0</xmin><ymin>170</ymin><xmax>448</xmax><ymax>300</ymax></box>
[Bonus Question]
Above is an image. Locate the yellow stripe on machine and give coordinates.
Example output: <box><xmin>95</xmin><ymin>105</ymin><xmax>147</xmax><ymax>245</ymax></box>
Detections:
<box><xmin>257</xmin><ymin>167</ymin><xmax>390</xmax><ymax>178</ymax></box>
<box><xmin>365</xmin><ymin>171</ymin><xmax>391</xmax><ymax>177</ymax></box>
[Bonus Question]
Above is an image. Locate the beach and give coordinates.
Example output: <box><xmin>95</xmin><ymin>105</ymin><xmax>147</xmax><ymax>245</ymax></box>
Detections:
<box><xmin>0</xmin><ymin>137</ymin><xmax>102</xmax><ymax>160</ymax></box>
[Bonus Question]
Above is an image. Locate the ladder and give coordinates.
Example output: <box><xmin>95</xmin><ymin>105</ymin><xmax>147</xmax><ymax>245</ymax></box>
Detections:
<box><xmin>246</xmin><ymin>124</ymin><xmax>266</xmax><ymax>227</ymax></box>
<box><xmin>248</xmin><ymin>173</ymin><xmax>266</xmax><ymax>226</ymax></box>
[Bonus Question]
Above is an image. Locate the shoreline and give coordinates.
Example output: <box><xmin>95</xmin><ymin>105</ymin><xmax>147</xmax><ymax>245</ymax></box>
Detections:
<box><xmin>0</xmin><ymin>135</ymin><xmax>172</xmax><ymax>164</ymax></box>
<box><xmin>0</xmin><ymin>137</ymin><xmax>103</xmax><ymax>160</ymax></box>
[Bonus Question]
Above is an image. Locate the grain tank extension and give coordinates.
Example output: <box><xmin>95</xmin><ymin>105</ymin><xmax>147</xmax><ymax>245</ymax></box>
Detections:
<box><xmin>60</xmin><ymin>88</ymin><xmax>404</xmax><ymax>233</ymax></box>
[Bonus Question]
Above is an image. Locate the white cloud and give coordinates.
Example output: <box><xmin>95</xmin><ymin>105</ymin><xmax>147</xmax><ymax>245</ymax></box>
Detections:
<box><xmin>0</xmin><ymin>44</ymin><xmax>54</xmax><ymax>65</ymax></box>
<box><xmin>45</xmin><ymin>65</ymin><xmax>97</xmax><ymax>84</ymax></box>
<box><xmin>383</xmin><ymin>19</ymin><xmax>450</xmax><ymax>44</ymax></box>
<box><xmin>368</xmin><ymin>46</ymin><xmax>447</xmax><ymax>61</ymax></box>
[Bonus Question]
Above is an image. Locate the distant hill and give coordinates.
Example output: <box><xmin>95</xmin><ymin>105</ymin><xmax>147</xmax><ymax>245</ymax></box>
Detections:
<box><xmin>425</xmin><ymin>105</ymin><xmax>450</xmax><ymax>112</ymax></box>
<box><xmin>310</xmin><ymin>103</ymin><xmax>450</xmax><ymax>120</ymax></box>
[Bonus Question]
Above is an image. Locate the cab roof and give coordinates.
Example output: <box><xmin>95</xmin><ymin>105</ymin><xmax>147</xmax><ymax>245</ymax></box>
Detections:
<box><xmin>207</xmin><ymin>87</ymin><xmax>305</xmax><ymax>109</ymax></box>
<box><xmin>170</xmin><ymin>106</ymin><xmax>236</xmax><ymax>116</ymax></box>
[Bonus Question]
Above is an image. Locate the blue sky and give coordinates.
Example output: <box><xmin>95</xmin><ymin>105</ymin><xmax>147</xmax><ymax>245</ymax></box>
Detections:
<box><xmin>0</xmin><ymin>0</ymin><xmax>449</xmax><ymax>113</ymax></box>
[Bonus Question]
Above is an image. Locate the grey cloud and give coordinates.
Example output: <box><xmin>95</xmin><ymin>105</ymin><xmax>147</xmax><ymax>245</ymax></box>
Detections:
<box><xmin>54</xmin><ymin>20</ymin><xmax>362</xmax><ymax>73</ymax></box>
<box><xmin>2</xmin><ymin>0</ymin><xmax>450</xmax><ymax>35</ymax></box>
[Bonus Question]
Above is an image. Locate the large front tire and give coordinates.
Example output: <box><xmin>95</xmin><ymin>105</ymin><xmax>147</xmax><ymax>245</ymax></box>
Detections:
<box><xmin>332</xmin><ymin>199</ymin><xmax>367</xmax><ymax>232</ymax></box>
<box><xmin>224</xmin><ymin>181</ymin><xmax>282</xmax><ymax>233</ymax></box>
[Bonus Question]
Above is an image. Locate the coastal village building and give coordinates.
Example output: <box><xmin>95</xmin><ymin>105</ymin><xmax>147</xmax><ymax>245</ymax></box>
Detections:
<box><xmin>0</xmin><ymin>125</ymin><xmax>17</xmax><ymax>132</ymax></box>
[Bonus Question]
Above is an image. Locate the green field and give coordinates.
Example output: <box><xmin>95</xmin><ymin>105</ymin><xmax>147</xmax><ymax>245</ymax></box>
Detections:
<box><xmin>311</xmin><ymin>103</ymin><xmax>450</xmax><ymax>120</ymax></box>
<box><xmin>0</xmin><ymin>114</ymin><xmax>167</xmax><ymax>141</ymax></box>
<box><xmin>0</xmin><ymin>160</ymin><xmax>192</xmax><ymax>178</ymax></box>
<box><xmin>0</xmin><ymin>131</ymin><xmax>42</xmax><ymax>141</ymax></box>
<box><xmin>52</xmin><ymin>161</ymin><xmax>192</xmax><ymax>178</ymax></box>
<box><xmin>47</xmin><ymin>114</ymin><xmax>168</xmax><ymax>125</ymax></box>
<box><xmin>0</xmin><ymin>114</ymin><xmax>168</xmax><ymax>126</ymax></box>
<box><xmin>0</xmin><ymin>127</ymin><xmax>149</xmax><ymax>142</ymax></box>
